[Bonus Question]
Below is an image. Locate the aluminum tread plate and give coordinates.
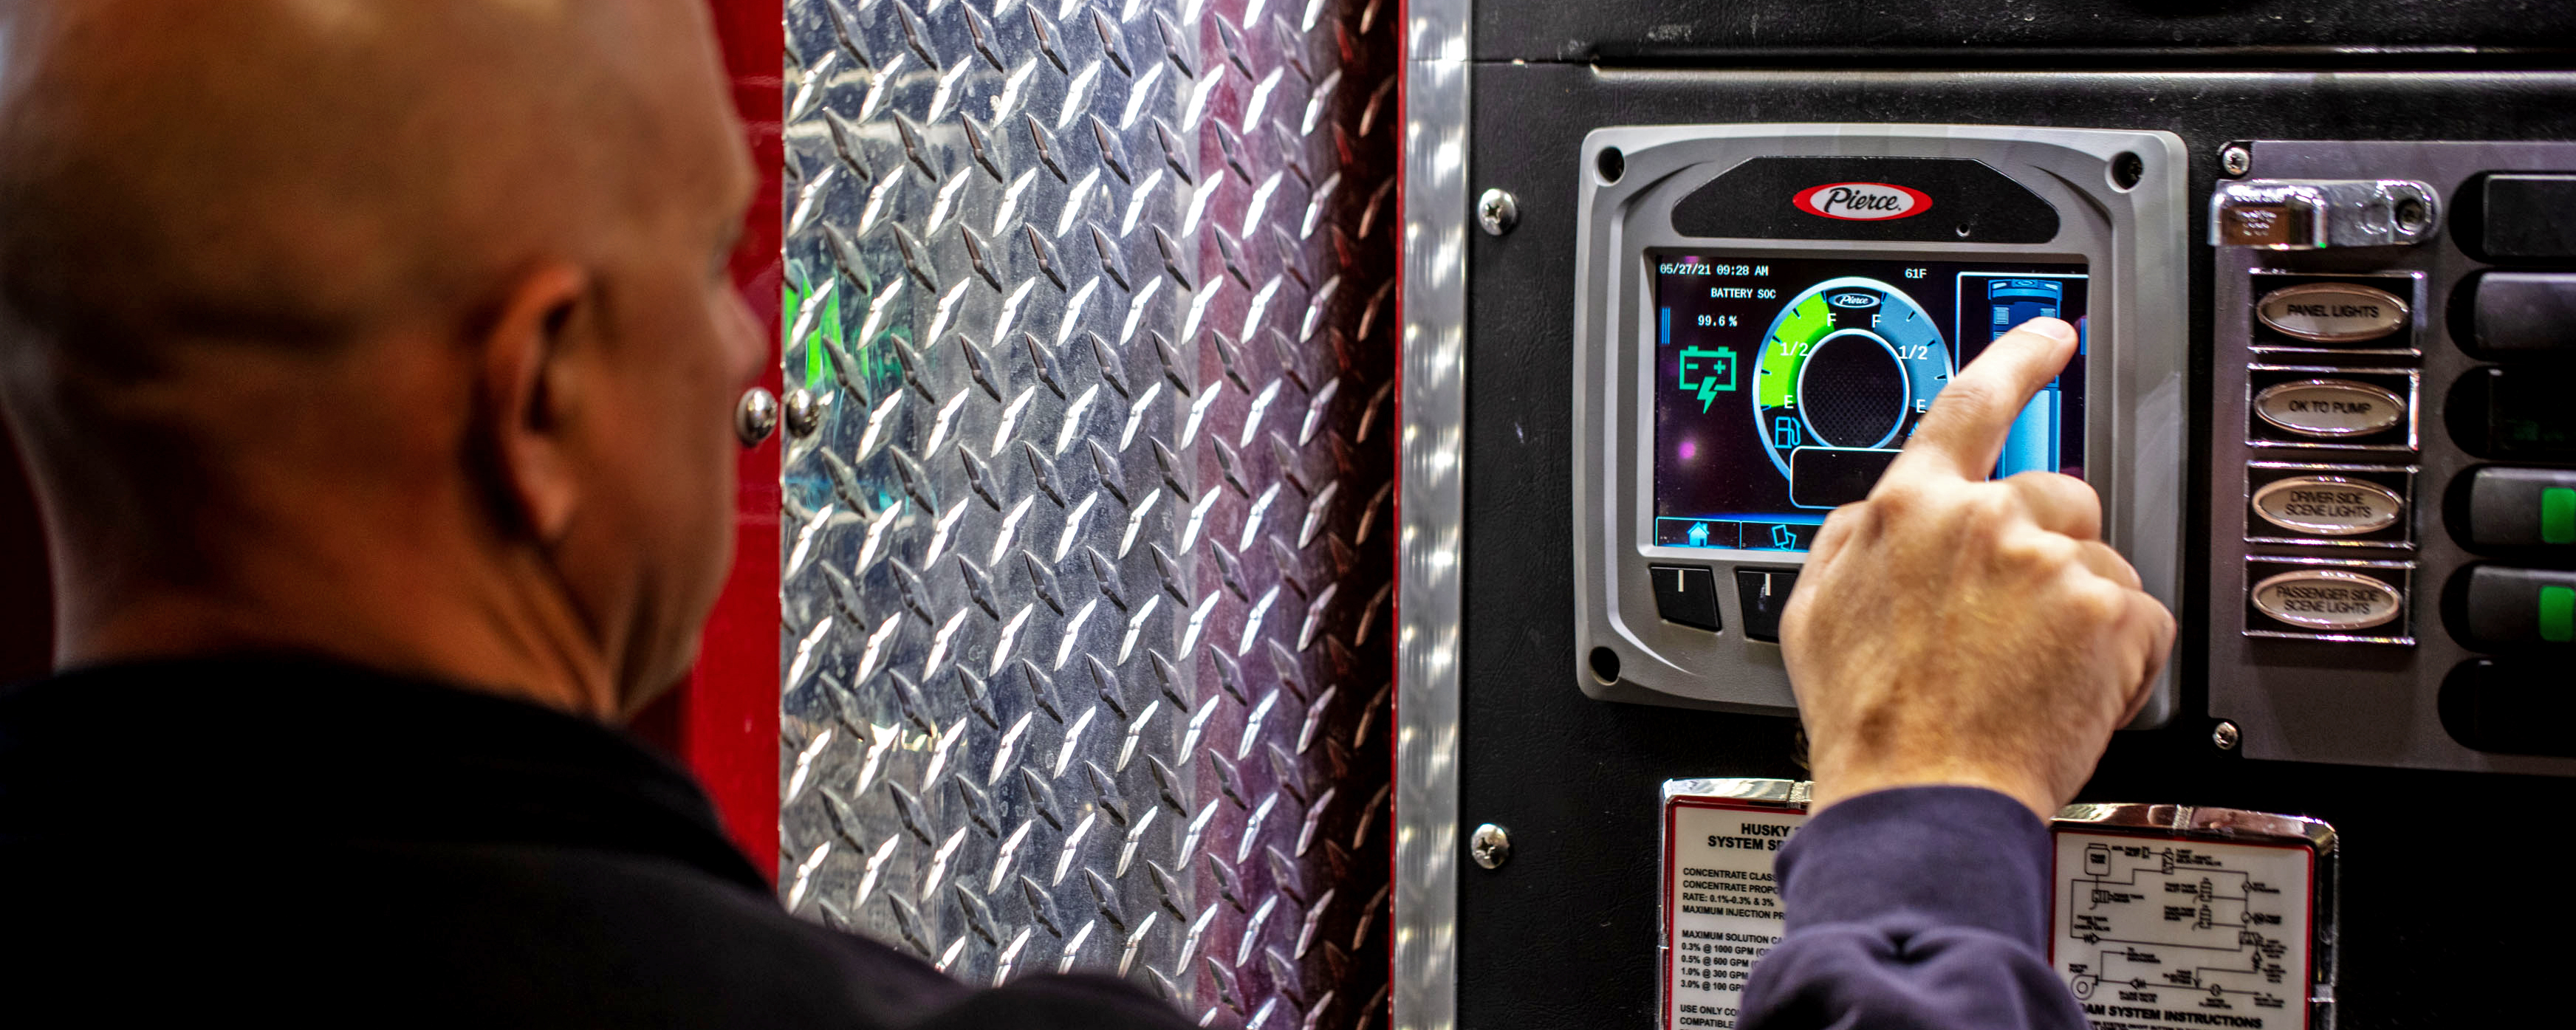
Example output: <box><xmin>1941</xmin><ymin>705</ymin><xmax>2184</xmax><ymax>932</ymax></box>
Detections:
<box><xmin>778</xmin><ymin>1</ymin><xmax>1396</xmax><ymax>1026</ymax></box>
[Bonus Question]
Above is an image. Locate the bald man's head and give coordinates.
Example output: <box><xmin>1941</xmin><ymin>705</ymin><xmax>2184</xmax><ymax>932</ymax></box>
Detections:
<box><xmin>2</xmin><ymin>0</ymin><xmax>677</xmax><ymax>359</ymax></box>
<box><xmin>0</xmin><ymin>0</ymin><xmax>762</xmax><ymax>715</ymax></box>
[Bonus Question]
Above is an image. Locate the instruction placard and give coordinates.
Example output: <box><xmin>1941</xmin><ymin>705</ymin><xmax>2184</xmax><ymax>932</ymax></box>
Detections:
<box><xmin>1662</xmin><ymin>799</ymin><xmax>1806</xmax><ymax>1030</ymax></box>
<box><xmin>2052</xmin><ymin>831</ymin><xmax>2315</xmax><ymax>1030</ymax></box>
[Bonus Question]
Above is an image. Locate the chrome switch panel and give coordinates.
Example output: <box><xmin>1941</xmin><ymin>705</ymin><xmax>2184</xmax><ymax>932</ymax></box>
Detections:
<box><xmin>2207</xmin><ymin>140</ymin><xmax>2576</xmax><ymax>776</ymax></box>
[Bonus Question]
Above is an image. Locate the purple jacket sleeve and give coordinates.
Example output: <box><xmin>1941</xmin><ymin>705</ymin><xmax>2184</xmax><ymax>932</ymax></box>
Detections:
<box><xmin>1737</xmin><ymin>786</ymin><xmax>2088</xmax><ymax>1030</ymax></box>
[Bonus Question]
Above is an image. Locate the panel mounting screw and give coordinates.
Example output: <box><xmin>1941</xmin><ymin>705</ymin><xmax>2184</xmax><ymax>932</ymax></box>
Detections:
<box><xmin>736</xmin><ymin>386</ymin><xmax>780</xmax><ymax>447</ymax></box>
<box><xmin>1469</xmin><ymin>823</ymin><xmax>1512</xmax><ymax>869</ymax></box>
<box><xmin>1476</xmin><ymin>188</ymin><xmax>1518</xmax><ymax>236</ymax></box>
<box><xmin>2212</xmin><ymin>721</ymin><xmax>2241</xmax><ymax>751</ymax></box>
<box><xmin>781</xmin><ymin>388</ymin><xmax>821</xmax><ymax>439</ymax></box>
<box><xmin>2220</xmin><ymin>145</ymin><xmax>2252</xmax><ymax>178</ymax></box>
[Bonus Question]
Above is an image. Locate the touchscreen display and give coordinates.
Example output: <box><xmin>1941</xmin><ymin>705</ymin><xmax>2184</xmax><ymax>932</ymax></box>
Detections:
<box><xmin>1651</xmin><ymin>253</ymin><xmax>2088</xmax><ymax>552</ymax></box>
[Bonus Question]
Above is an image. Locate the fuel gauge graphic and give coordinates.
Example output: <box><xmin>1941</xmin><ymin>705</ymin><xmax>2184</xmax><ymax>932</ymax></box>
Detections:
<box><xmin>1750</xmin><ymin>277</ymin><xmax>1952</xmax><ymax>481</ymax></box>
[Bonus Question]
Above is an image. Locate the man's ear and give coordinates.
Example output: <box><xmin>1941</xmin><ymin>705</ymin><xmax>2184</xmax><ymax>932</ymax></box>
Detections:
<box><xmin>479</xmin><ymin>263</ymin><xmax>592</xmax><ymax>543</ymax></box>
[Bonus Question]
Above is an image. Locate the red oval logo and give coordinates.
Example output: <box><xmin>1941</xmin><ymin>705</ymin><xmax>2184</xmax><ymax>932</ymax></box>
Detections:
<box><xmin>1792</xmin><ymin>182</ymin><xmax>1932</xmax><ymax>221</ymax></box>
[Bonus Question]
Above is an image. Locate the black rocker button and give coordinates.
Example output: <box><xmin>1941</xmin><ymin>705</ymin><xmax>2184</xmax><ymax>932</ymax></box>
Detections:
<box><xmin>2453</xmin><ymin>565</ymin><xmax>2576</xmax><ymax>648</ymax></box>
<box><xmin>1735</xmin><ymin>568</ymin><xmax>1798</xmax><ymax>643</ymax></box>
<box><xmin>2482</xmin><ymin>174</ymin><xmax>2576</xmax><ymax>261</ymax></box>
<box><xmin>2464</xmin><ymin>467</ymin><xmax>2576</xmax><ymax>549</ymax></box>
<box><xmin>1648</xmin><ymin>564</ymin><xmax>1723</xmax><ymax>633</ymax></box>
<box><xmin>2471</xmin><ymin>272</ymin><xmax>2576</xmax><ymax>356</ymax></box>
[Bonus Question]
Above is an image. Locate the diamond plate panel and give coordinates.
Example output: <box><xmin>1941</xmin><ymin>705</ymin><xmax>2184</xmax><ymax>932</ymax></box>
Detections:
<box><xmin>776</xmin><ymin>1</ymin><xmax>1397</xmax><ymax>1026</ymax></box>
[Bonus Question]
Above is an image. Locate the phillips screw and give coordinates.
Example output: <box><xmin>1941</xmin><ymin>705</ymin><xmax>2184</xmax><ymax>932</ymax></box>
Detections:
<box><xmin>1476</xmin><ymin>188</ymin><xmax>1518</xmax><ymax>236</ymax></box>
<box><xmin>1469</xmin><ymin>823</ymin><xmax>1512</xmax><ymax>869</ymax></box>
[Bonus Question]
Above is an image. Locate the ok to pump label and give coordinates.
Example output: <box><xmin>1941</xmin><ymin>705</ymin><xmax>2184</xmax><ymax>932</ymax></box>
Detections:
<box><xmin>1662</xmin><ymin>802</ymin><xmax>1806</xmax><ymax>1030</ymax></box>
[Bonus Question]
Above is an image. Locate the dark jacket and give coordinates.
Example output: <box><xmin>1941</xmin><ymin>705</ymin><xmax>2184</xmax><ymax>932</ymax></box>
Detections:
<box><xmin>1741</xmin><ymin>786</ymin><xmax>2087</xmax><ymax>1030</ymax></box>
<box><xmin>0</xmin><ymin>656</ymin><xmax>1195</xmax><ymax>1028</ymax></box>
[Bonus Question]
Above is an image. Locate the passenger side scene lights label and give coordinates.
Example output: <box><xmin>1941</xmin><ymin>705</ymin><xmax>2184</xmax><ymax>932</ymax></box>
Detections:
<box><xmin>2253</xmin><ymin>380</ymin><xmax>2405</xmax><ymax>437</ymax></box>
<box><xmin>2250</xmin><ymin>569</ymin><xmax>2404</xmax><ymax>631</ymax></box>
<box><xmin>2250</xmin><ymin>477</ymin><xmax>2405</xmax><ymax>536</ymax></box>
<box><xmin>2255</xmin><ymin>282</ymin><xmax>2408</xmax><ymax>343</ymax></box>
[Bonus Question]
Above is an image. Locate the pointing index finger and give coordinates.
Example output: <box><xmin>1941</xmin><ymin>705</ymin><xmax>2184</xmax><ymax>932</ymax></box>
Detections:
<box><xmin>1884</xmin><ymin>317</ymin><xmax>2080</xmax><ymax>484</ymax></box>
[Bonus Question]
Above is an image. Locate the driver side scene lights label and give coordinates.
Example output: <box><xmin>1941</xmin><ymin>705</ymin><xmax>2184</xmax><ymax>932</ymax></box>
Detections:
<box><xmin>2253</xmin><ymin>478</ymin><xmax>2403</xmax><ymax>535</ymax></box>
<box><xmin>2244</xmin><ymin>464</ymin><xmax>2414</xmax><ymax>546</ymax></box>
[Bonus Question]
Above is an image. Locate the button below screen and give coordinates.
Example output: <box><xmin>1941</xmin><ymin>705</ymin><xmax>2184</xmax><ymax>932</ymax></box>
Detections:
<box><xmin>1736</xmin><ymin>569</ymin><xmax>1798</xmax><ymax>643</ymax></box>
<box><xmin>1649</xmin><ymin>564</ymin><xmax>1724</xmax><ymax>633</ymax></box>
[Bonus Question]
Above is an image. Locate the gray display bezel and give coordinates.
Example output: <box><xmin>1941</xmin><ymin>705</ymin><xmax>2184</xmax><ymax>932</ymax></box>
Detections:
<box><xmin>1572</xmin><ymin>124</ymin><xmax>2187</xmax><ymax>721</ymax></box>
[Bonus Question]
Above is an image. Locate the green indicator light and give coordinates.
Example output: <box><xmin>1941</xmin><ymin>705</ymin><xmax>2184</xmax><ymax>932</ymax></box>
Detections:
<box><xmin>2544</xmin><ymin>487</ymin><xmax>2576</xmax><ymax>546</ymax></box>
<box><xmin>2543</xmin><ymin>585</ymin><xmax>2575</xmax><ymax>644</ymax></box>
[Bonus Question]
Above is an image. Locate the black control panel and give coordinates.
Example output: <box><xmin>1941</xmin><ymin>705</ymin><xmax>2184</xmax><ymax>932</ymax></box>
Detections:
<box><xmin>1453</xmin><ymin>27</ymin><xmax>2576</xmax><ymax>1026</ymax></box>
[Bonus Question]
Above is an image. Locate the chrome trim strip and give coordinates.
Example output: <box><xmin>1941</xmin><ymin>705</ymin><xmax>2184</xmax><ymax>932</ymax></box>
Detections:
<box><xmin>1395</xmin><ymin>0</ymin><xmax>1468</xmax><ymax>1024</ymax></box>
<box><xmin>2052</xmin><ymin>803</ymin><xmax>2337</xmax><ymax>854</ymax></box>
<box><xmin>1660</xmin><ymin>777</ymin><xmax>1809</xmax><ymax>808</ymax></box>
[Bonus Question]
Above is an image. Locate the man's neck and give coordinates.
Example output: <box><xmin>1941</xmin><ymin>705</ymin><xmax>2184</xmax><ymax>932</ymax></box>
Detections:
<box><xmin>49</xmin><ymin>531</ymin><xmax>621</xmax><ymax>721</ymax></box>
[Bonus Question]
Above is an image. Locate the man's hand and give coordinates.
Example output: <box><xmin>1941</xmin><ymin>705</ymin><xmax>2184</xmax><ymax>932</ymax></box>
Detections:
<box><xmin>1781</xmin><ymin>317</ymin><xmax>2174</xmax><ymax>819</ymax></box>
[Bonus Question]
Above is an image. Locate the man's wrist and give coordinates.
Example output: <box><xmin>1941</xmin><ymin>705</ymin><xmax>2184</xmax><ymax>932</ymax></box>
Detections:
<box><xmin>1774</xmin><ymin>785</ymin><xmax>2058</xmax><ymax>947</ymax></box>
<box><xmin>1809</xmin><ymin>763</ymin><xmax>2057</xmax><ymax>820</ymax></box>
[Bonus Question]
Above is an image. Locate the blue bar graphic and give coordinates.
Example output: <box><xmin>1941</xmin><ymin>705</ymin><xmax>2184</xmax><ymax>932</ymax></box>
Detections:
<box><xmin>1987</xmin><ymin>278</ymin><xmax>2064</xmax><ymax>477</ymax></box>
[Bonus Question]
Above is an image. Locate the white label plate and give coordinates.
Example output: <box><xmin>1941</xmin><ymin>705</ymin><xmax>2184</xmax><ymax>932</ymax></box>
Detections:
<box><xmin>2249</xmin><ymin>475</ymin><xmax>2405</xmax><ymax>536</ymax></box>
<box><xmin>1663</xmin><ymin>800</ymin><xmax>1806</xmax><ymax>1030</ymax></box>
<box><xmin>2255</xmin><ymin>281</ymin><xmax>2408</xmax><ymax>343</ymax></box>
<box><xmin>2250</xmin><ymin>568</ymin><xmax>2405</xmax><ymax>631</ymax></box>
<box><xmin>2053</xmin><ymin>831</ymin><xmax>2314</xmax><ymax>1030</ymax></box>
<box><xmin>2253</xmin><ymin>379</ymin><xmax>2404</xmax><ymax>437</ymax></box>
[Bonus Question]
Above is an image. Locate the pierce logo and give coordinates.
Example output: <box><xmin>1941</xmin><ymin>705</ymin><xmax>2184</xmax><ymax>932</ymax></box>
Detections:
<box><xmin>1792</xmin><ymin>182</ymin><xmax>1931</xmax><ymax>221</ymax></box>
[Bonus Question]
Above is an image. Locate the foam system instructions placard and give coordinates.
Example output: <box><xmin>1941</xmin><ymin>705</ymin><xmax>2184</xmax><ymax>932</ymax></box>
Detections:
<box><xmin>2053</xmin><ymin>832</ymin><xmax>2316</xmax><ymax>1030</ymax></box>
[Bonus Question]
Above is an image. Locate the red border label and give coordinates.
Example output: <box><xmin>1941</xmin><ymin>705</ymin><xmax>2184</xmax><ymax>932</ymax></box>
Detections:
<box><xmin>1664</xmin><ymin>797</ymin><xmax>1809</xmax><ymax>1030</ymax></box>
<box><xmin>1791</xmin><ymin>182</ymin><xmax>1933</xmax><ymax>221</ymax></box>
